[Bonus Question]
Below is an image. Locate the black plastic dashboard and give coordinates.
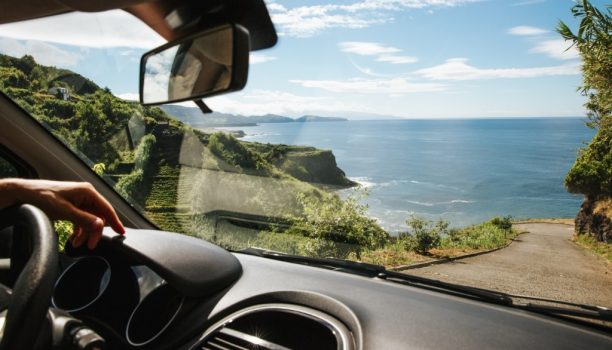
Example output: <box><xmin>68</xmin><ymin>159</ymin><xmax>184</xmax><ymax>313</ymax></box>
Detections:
<box><xmin>57</xmin><ymin>228</ymin><xmax>612</xmax><ymax>350</ymax></box>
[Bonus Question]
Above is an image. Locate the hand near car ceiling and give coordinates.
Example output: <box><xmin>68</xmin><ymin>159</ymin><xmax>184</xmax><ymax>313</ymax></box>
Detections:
<box><xmin>0</xmin><ymin>178</ymin><xmax>125</xmax><ymax>249</ymax></box>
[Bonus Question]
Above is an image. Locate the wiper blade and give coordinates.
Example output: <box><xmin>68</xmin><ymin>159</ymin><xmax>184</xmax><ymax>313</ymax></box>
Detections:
<box><xmin>385</xmin><ymin>270</ymin><xmax>514</xmax><ymax>306</ymax></box>
<box><xmin>237</xmin><ymin>248</ymin><xmax>511</xmax><ymax>304</ymax></box>
<box><xmin>387</xmin><ymin>271</ymin><xmax>612</xmax><ymax>322</ymax></box>
<box><xmin>505</xmin><ymin>293</ymin><xmax>612</xmax><ymax>322</ymax></box>
<box><xmin>236</xmin><ymin>247</ymin><xmax>385</xmax><ymax>277</ymax></box>
<box><xmin>237</xmin><ymin>248</ymin><xmax>611</xmax><ymax>322</ymax></box>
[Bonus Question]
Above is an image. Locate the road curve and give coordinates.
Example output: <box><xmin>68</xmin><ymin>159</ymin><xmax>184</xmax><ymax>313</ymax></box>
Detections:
<box><xmin>406</xmin><ymin>223</ymin><xmax>612</xmax><ymax>307</ymax></box>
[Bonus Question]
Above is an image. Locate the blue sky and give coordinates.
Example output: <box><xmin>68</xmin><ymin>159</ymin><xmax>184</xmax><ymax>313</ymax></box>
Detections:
<box><xmin>0</xmin><ymin>0</ymin><xmax>606</xmax><ymax>118</ymax></box>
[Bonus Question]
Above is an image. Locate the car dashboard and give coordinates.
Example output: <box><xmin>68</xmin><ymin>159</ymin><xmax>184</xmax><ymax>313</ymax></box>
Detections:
<box><xmin>54</xmin><ymin>228</ymin><xmax>611</xmax><ymax>350</ymax></box>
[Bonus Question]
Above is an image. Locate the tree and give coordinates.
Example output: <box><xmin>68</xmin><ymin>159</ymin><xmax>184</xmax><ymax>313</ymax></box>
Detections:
<box><xmin>559</xmin><ymin>1</ymin><xmax>612</xmax><ymax>197</ymax></box>
<box><xmin>0</xmin><ymin>67</ymin><xmax>29</xmax><ymax>89</ymax></box>
<box><xmin>565</xmin><ymin>117</ymin><xmax>612</xmax><ymax>196</ymax></box>
<box><xmin>557</xmin><ymin>0</ymin><xmax>611</xmax><ymax>128</ymax></box>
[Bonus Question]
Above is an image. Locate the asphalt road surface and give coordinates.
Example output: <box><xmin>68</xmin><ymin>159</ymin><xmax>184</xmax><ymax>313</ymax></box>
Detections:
<box><xmin>406</xmin><ymin>223</ymin><xmax>612</xmax><ymax>307</ymax></box>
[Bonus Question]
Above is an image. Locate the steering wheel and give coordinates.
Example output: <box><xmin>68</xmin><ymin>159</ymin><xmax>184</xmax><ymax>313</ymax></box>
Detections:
<box><xmin>0</xmin><ymin>204</ymin><xmax>58</xmax><ymax>350</ymax></box>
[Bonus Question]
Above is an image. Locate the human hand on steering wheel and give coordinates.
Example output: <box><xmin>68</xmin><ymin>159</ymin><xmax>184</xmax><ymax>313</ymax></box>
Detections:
<box><xmin>0</xmin><ymin>179</ymin><xmax>125</xmax><ymax>249</ymax></box>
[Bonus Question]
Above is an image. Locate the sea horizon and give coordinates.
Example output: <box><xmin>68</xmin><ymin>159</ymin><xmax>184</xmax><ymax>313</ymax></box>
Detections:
<box><xmin>221</xmin><ymin>117</ymin><xmax>594</xmax><ymax>232</ymax></box>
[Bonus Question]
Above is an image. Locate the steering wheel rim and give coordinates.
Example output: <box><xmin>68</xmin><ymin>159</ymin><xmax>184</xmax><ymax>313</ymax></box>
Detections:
<box><xmin>0</xmin><ymin>204</ymin><xmax>58</xmax><ymax>350</ymax></box>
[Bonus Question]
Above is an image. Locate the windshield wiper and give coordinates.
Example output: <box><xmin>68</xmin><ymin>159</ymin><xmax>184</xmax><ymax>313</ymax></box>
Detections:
<box><xmin>503</xmin><ymin>293</ymin><xmax>612</xmax><ymax>322</ymax></box>
<box><xmin>384</xmin><ymin>270</ymin><xmax>514</xmax><ymax>306</ymax></box>
<box><xmin>236</xmin><ymin>248</ymin><xmax>511</xmax><ymax>305</ymax></box>
<box><xmin>237</xmin><ymin>247</ymin><xmax>385</xmax><ymax>277</ymax></box>
<box><xmin>236</xmin><ymin>248</ymin><xmax>612</xmax><ymax>323</ymax></box>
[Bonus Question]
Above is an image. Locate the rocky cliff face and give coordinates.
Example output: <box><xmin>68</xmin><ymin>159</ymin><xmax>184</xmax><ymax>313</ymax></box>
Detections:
<box><xmin>575</xmin><ymin>197</ymin><xmax>612</xmax><ymax>242</ymax></box>
<box><xmin>275</xmin><ymin>150</ymin><xmax>357</xmax><ymax>189</ymax></box>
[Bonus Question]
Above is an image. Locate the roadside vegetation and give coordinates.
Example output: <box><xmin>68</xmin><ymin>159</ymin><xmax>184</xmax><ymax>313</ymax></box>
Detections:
<box><xmin>558</xmin><ymin>0</ymin><xmax>611</xmax><ymax>248</ymax></box>
<box><xmin>355</xmin><ymin>216</ymin><xmax>518</xmax><ymax>267</ymax></box>
<box><xmin>572</xmin><ymin>233</ymin><xmax>612</xmax><ymax>264</ymax></box>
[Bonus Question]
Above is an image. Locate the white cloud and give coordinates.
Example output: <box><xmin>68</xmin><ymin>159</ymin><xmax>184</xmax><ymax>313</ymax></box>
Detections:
<box><xmin>268</xmin><ymin>0</ymin><xmax>480</xmax><ymax>37</ymax></box>
<box><xmin>271</xmin><ymin>6</ymin><xmax>381</xmax><ymax>38</ymax></box>
<box><xmin>339</xmin><ymin>41</ymin><xmax>401</xmax><ymax>55</ymax></box>
<box><xmin>117</xmin><ymin>93</ymin><xmax>139</xmax><ymax>101</ymax></box>
<box><xmin>376</xmin><ymin>54</ymin><xmax>418</xmax><ymax>64</ymax></box>
<box><xmin>206</xmin><ymin>89</ymin><xmax>374</xmax><ymax>116</ymax></box>
<box><xmin>290</xmin><ymin>77</ymin><xmax>446</xmax><ymax>94</ymax></box>
<box><xmin>508</xmin><ymin>26</ymin><xmax>548</xmax><ymax>36</ymax></box>
<box><xmin>0</xmin><ymin>38</ymin><xmax>83</xmax><ymax>66</ymax></box>
<box><xmin>250</xmin><ymin>53</ymin><xmax>278</xmax><ymax>64</ymax></box>
<box><xmin>340</xmin><ymin>41</ymin><xmax>418</xmax><ymax>64</ymax></box>
<box><xmin>415</xmin><ymin>58</ymin><xmax>580</xmax><ymax>80</ymax></box>
<box><xmin>507</xmin><ymin>26</ymin><xmax>579</xmax><ymax>61</ymax></box>
<box><xmin>530</xmin><ymin>39</ymin><xmax>579</xmax><ymax>60</ymax></box>
<box><xmin>0</xmin><ymin>10</ymin><xmax>164</xmax><ymax>49</ymax></box>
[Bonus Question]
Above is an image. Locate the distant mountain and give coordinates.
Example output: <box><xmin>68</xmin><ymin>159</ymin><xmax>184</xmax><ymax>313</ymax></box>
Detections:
<box><xmin>159</xmin><ymin>105</ymin><xmax>253</xmax><ymax>126</ymax></box>
<box><xmin>160</xmin><ymin>105</ymin><xmax>346</xmax><ymax>126</ymax></box>
<box><xmin>296</xmin><ymin>115</ymin><xmax>348</xmax><ymax>122</ymax></box>
<box><xmin>160</xmin><ymin>106</ymin><xmax>292</xmax><ymax>126</ymax></box>
<box><xmin>251</xmin><ymin>114</ymin><xmax>294</xmax><ymax>123</ymax></box>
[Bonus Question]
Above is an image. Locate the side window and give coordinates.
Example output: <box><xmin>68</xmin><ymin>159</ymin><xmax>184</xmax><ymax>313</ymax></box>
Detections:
<box><xmin>0</xmin><ymin>145</ymin><xmax>36</xmax><ymax>179</ymax></box>
<box><xmin>0</xmin><ymin>157</ymin><xmax>18</xmax><ymax>178</ymax></box>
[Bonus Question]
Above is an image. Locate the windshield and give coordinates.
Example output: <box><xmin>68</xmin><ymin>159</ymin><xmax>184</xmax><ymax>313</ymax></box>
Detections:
<box><xmin>0</xmin><ymin>1</ymin><xmax>610</xmax><ymax>310</ymax></box>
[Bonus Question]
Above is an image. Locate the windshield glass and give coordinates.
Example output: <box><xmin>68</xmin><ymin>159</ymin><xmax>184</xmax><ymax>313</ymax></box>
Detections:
<box><xmin>1</xmin><ymin>1</ymin><xmax>610</xmax><ymax>309</ymax></box>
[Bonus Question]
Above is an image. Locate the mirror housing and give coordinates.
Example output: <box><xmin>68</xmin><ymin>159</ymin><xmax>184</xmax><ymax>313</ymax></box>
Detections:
<box><xmin>139</xmin><ymin>23</ymin><xmax>250</xmax><ymax>105</ymax></box>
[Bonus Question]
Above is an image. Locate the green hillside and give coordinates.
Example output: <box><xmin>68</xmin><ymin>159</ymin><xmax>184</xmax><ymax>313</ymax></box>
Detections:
<box><xmin>0</xmin><ymin>53</ymin><xmax>361</xmax><ymax>238</ymax></box>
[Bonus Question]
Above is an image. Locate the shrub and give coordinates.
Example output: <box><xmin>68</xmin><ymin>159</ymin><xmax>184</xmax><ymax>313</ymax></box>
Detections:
<box><xmin>40</xmin><ymin>98</ymin><xmax>76</xmax><ymax>119</ymax></box>
<box><xmin>115</xmin><ymin>169</ymin><xmax>145</xmax><ymax>204</ymax></box>
<box><xmin>440</xmin><ymin>219</ymin><xmax>517</xmax><ymax>251</ymax></box>
<box><xmin>134</xmin><ymin>134</ymin><xmax>157</xmax><ymax>172</ymax></box>
<box><xmin>0</xmin><ymin>67</ymin><xmax>29</xmax><ymax>89</ymax></box>
<box><xmin>279</xmin><ymin>190</ymin><xmax>389</xmax><ymax>259</ymax></box>
<box><xmin>490</xmin><ymin>216</ymin><xmax>513</xmax><ymax>230</ymax></box>
<box><xmin>565</xmin><ymin>118</ymin><xmax>612</xmax><ymax>196</ymax></box>
<box><xmin>405</xmin><ymin>216</ymin><xmax>446</xmax><ymax>254</ymax></box>
<box><xmin>208</xmin><ymin>132</ymin><xmax>262</xmax><ymax>170</ymax></box>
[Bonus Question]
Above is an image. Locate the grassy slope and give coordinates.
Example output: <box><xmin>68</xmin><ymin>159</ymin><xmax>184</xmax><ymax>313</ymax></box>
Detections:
<box><xmin>572</xmin><ymin>234</ymin><xmax>612</xmax><ymax>264</ymax></box>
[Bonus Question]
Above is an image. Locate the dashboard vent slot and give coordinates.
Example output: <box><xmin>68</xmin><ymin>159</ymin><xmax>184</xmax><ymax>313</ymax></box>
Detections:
<box><xmin>192</xmin><ymin>303</ymin><xmax>353</xmax><ymax>350</ymax></box>
<box><xmin>200</xmin><ymin>328</ymin><xmax>289</xmax><ymax>350</ymax></box>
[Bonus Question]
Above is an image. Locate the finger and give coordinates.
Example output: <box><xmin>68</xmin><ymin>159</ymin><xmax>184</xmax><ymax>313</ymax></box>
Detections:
<box><xmin>85</xmin><ymin>188</ymin><xmax>125</xmax><ymax>235</ymax></box>
<box><xmin>68</xmin><ymin>225</ymin><xmax>80</xmax><ymax>245</ymax></box>
<box><xmin>87</xmin><ymin>218</ymin><xmax>104</xmax><ymax>250</ymax></box>
<box><xmin>72</xmin><ymin>226</ymin><xmax>87</xmax><ymax>248</ymax></box>
<box><xmin>55</xmin><ymin>196</ymin><xmax>100</xmax><ymax>230</ymax></box>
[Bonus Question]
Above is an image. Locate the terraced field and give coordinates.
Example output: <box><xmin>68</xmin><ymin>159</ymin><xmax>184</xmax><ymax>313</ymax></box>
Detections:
<box><xmin>143</xmin><ymin>132</ymin><xmax>198</xmax><ymax>233</ymax></box>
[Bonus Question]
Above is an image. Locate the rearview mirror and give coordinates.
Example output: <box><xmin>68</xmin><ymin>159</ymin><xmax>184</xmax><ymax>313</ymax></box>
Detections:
<box><xmin>140</xmin><ymin>24</ymin><xmax>250</xmax><ymax>105</ymax></box>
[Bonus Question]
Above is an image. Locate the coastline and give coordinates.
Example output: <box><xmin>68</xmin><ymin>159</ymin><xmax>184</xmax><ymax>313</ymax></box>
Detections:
<box><xmin>196</xmin><ymin>127</ymin><xmax>246</xmax><ymax>138</ymax></box>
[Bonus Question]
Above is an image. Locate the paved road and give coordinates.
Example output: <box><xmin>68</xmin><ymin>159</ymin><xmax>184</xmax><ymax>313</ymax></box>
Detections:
<box><xmin>407</xmin><ymin>223</ymin><xmax>612</xmax><ymax>307</ymax></box>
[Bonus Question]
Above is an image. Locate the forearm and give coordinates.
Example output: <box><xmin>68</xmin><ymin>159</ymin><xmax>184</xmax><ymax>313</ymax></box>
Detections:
<box><xmin>0</xmin><ymin>178</ymin><xmax>24</xmax><ymax>210</ymax></box>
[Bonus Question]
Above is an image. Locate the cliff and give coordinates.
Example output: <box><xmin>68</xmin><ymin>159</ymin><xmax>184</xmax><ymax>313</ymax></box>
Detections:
<box><xmin>243</xmin><ymin>143</ymin><xmax>356</xmax><ymax>189</ymax></box>
<box><xmin>274</xmin><ymin>149</ymin><xmax>356</xmax><ymax>188</ymax></box>
<box><xmin>575</xmin><ymin>197</ymin><xmax>612</xmax><ymax>242</ymax></box>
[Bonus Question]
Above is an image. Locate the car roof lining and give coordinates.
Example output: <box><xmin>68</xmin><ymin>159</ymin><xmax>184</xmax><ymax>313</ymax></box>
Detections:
<box><xmin>0</xmin><ymin>0</ymin><xmax>155</xmax><ymax>25</ymax></box>
<box><xmin>0</xmin><ymin>0</ymin><xmax>277</xmax><ymax>50</ymax></box>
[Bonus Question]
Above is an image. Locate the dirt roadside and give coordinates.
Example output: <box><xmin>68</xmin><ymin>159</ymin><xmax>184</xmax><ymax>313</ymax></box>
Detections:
<box><xmin>406</xmin><ymin>223</ymin><xmax>612</xmax><ymax>307</ymax></box>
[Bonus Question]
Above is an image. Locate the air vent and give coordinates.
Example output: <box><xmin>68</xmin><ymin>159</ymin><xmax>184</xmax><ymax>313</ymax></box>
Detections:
<box><xmin>192</xmin><ymin>304</ymin><xmax>354</xmax><ymax>350</ymax></box>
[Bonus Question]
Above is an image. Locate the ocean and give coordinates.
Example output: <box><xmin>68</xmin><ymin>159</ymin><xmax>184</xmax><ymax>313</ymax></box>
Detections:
<box><xmin>225</xmin><ymin>118</ymin><xmax>594</xmax><ymax>232</ymax></box>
